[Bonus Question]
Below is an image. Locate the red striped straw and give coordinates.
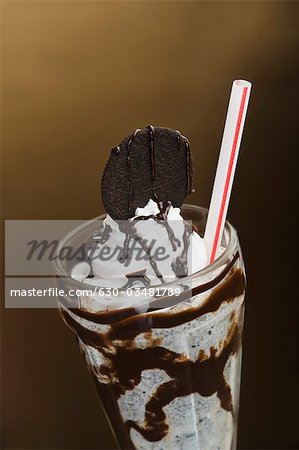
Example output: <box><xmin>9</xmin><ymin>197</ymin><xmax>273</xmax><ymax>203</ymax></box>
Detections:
<box><xmin>204</xmin><ymin>80</ymin><xmax>251</xmax><ymax>263</ymax></box>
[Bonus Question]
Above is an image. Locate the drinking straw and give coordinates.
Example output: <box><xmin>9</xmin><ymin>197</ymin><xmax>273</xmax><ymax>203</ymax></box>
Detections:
<box><xmin>204</xmin><ymin>80</ymin><xmax>252</xmax><ymax>263</ymax></box>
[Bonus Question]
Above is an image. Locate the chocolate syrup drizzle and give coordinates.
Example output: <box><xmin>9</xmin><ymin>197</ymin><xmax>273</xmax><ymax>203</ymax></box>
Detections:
<box><xmin>171</xmin><ymin>221</ymin><xmax>193</xmax><ymax>277</ymax></box>
<box><xmin>127</xmin><ymin>128</ymin><xmax>141</xmax><ymax>209</ymax></box>
<box><xmin>146</xmin><ymin>125</ymin><xmax>155</xmax><ymax>181</ymax></box>
<box><xmin>62</xmin><ymin>266</ymin><xmax>245</xmax><ymax>445</ymax></box>
<box><xmin>84</xmin><ymin>224</ymin><xmax>113</xmax><ymax>277</ymax></box>
<box><xmin>121</xmin><ymin>269</ymin><xmax>151</xmax><ymax>289</ymax></box>
<box><xmin>116</xmin><ymin>199</ymin><xmax>192</xmax><ymax>282</ymax></box>
<box><xmin>132</xmin><ymin>197</ymin><xmax>180</xmax><ymax>252</ymax></box>
<box><xmin>93</xmin><ymin>224</ymin><xmax>112</xmax><ymax>244</ymax></box>
<box><xmin>119</xmin><ymin>201</ymin><xmax>194</xmax><ymax>282</ymax></box>
<box><xmin>183</xmin><ymin>136</ymin><xmax>191</xmax><ymax>195</ymax></box>
<box><xmin>118</xmin><ymin>220</ymin><xmax>164</xmax><ymax>283</ymax></box>
<box><xmin>125</xmin><ymin>319</ymin><xmax>240</xmax><ymax>442</ymax></box>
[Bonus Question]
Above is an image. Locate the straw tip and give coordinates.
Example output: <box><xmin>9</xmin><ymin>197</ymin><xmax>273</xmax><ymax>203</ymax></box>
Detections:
<box><xmin>233</xmin><ymin>79</ymin><xmax>252</xmax><ymax>88</ymax></box>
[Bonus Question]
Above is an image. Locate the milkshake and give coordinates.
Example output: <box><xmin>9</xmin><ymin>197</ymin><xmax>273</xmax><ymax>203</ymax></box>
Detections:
<box><xmin>54</xmin><ymin>126</ymin><xmax>246</xmax><ymax>450</ymax></box>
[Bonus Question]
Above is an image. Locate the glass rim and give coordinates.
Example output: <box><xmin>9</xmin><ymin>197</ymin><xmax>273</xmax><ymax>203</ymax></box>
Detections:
<box><xmin>53</xmin><ymin>204</ymin><xmax>239</xmax><ymax>293</ymax></box>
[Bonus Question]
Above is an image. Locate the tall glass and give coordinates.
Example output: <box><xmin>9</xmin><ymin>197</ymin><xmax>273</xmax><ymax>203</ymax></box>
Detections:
<box><xmin>53</xmin><ymin>204</ymin><xmax>246</xmax><ymax>450</ymax></box>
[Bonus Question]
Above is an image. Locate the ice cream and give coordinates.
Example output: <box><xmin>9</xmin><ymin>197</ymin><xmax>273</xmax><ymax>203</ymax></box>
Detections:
<box><xmin>72</xmin><ymin>198</ymin><xmax>207</xmax><ymax>289</ymax></box>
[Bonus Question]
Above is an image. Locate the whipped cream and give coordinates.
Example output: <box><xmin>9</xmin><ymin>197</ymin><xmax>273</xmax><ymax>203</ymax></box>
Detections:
<box><xmin>77</xmin><ymin>200</ymin><xmax>207</xmax><ymax>288</ymax></box>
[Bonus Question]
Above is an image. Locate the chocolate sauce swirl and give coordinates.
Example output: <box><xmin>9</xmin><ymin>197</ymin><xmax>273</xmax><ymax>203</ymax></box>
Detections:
<box><xmin>61</xmin><ymin>266</ymin><xmax>245</xmax><ymax>445</ymax></box>
<box><xmin>121</xmin><ymin>269</ymin><xmax>151</xmax><ymax>289</ymax></box>
<box><xmin>146</xmin><ymin>125</ymin><xmax>155</xmax><ymax>181</ymax></box>
<box><xmin>127</xmin><ymin>128</ymin><xmax>141</xmax><ymax>209</ymax></box>
<box><xmin>171</xmin><ymin>221</ymin><xmax>192</xmax><ymax>277</ymax></box>
<box><xmin>183</xmin><ymin>136</ymin><xmax>192</xmax><ymax>195</ymax></box>
<box><xmin>93</xmin><ymin>224</ymin><xmax>112</xmax><ymax>244</ymax></box>
<box><xmin>118</xmin><ymin>220</ymin><xmax>164</xmax><ymax>283</ymax></box>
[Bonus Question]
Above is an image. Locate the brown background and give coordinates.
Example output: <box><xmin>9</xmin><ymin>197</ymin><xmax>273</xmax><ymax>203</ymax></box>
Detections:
<box><xmin>1</xmin><ymin>1</ymin><xmax>298</xmax><ymax>449</ymax></box>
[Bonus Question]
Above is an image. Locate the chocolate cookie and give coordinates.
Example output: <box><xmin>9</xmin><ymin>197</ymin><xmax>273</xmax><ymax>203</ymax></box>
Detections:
<box><xmin>101</xmin><ymin>126</ymin><xmax>194</xmax><ymax>220</ymax></box>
